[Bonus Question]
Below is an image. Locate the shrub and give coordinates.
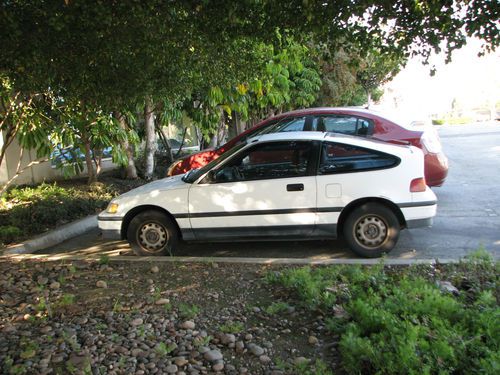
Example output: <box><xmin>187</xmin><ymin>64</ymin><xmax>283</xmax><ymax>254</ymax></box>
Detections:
<box><xmin>0</xmin><ymin>225</ymin><xmax>22</xmax><ymax>245</ymax></box>
<box><xmin>0</xmin><ymin>182</ymin><xmax>118</xmax><ymax>244</ymax></box>
<box><xmin>267</xmin><ymin>255</ymin><xmax>499</xmax><ymax>374</ymax></box>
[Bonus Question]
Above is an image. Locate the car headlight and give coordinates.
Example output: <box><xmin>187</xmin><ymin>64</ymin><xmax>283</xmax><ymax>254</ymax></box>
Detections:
<box><xmin>106</xmin><ymin>202</ymin><xmax>119</xmax><ymax>214</ymax></box>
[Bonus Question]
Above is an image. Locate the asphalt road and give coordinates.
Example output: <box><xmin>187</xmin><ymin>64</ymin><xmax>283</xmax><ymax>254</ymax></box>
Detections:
<box><xmin>43</xmin><ymin>122</ymin><xmax>500</xmax><ymax>260</ymax></box>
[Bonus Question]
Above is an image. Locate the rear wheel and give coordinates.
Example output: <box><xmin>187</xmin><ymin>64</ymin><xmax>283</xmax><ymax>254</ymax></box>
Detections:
<box><xmin>127</xmin><ymin>211</ymin><xmax>178</xmax><ymax>256</ymax></box>
<box><xmin>343</xmin><ymin>203</ymin><xmax>400</xmax><ymax>258</ymax></box>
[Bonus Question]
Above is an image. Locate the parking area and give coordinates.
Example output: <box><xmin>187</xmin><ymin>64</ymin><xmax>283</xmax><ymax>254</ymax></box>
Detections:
<box><xmin>40</xmin><ymin>122</ymin><xmax>500</xmax><ymax>260</ymax></box>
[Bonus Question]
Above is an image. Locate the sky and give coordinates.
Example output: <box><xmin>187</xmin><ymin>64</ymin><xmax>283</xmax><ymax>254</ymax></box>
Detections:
<box><xmin>379</xmin><ymin>38</ymin><xmax>500</xmax><ymax>119</ymax></box>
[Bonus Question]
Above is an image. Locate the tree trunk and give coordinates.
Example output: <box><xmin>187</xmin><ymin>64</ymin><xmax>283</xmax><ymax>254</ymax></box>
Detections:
<box><xmin>144</xmin><ymin>97</ymin><xmax>156</xmax><ymax>180</ymax></box>
<box><xmin>366</xmin><ymin>89</ymin><xmax>372</xmax><ymax>109</ymax></box>
<box><xmin>82</xmin><ymin>132</ymin><xmax>96</xmax><ymax>184</ymax></box>
<box><xmin>114</xmin><ymin>111</ymin><xmax>138</xmax><ymax>179</ymax></box>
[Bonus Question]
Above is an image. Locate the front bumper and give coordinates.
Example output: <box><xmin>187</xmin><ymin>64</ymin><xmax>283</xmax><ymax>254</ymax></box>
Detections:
<box><xmin>98</xmin><ymin>215</ymin><xmax>123</xmax><ymax>240</ymax></box>
<box><xmin>406</xmin><ymin>217</ymin><xmax>434</xmax><ymax>228</ymax></box>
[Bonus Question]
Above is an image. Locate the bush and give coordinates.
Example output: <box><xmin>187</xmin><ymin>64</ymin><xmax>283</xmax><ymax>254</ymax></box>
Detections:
<box><xmin>0</xmin><ymin>182</ymin><xmax>118</xmax><ymax>245</ymax></box>
<box><xmin>0</xmin><ymin>225</ymin><xmax>23</xmax><ymax>245</ymax></box>
<box><xmin>267</xmin><ymin>254</ymin><xmax>499</xmax><ymax>374</ymax></box>
<box><xmin>432</xmin><ymin>119</ymin><xmax>445</xmax><ymax>125</ymax></box>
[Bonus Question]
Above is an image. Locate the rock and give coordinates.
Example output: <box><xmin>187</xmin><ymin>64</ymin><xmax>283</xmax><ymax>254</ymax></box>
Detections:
<box><xmin>204</xmin><ymin>349</ymin><xmax>223</xmax><ymax>362</ymax></box>
<box><xmin>252</xmin><ymin>307</ymin><xmax>261</xmax><ymax>313</ymax></box>
<box><xmin>155</xmin><ymin>298</ymin><xmax>170</xmax><ymax>305</ymax></box>
<box><xmin>49</xmin><ymin>281</ymin><xmax>60</xmax><ymax>290</ymax></box>
<box><xmin>221</xmin><ymin>333</ymin><xmax>236</xmax><ymax>345</ymax></box>
<box><xmin>151</xmin><ymin>266</ymin><xmax>159</xmax><ymax>273</ymax></box>
<box><xmin>174</xmin><ymin>357</ymin><xmax>189</xmax><ymax>367</ymax></box>
<box><xmin>165</xmin><ymin>364</ymin><xmax>178</xmax><ymax>373</ymax></box>
<box><xmin>248</xmin><ymin>344</ymin><xmax>264</xmax><ymax>356</ymax></box>
<box><xmin>96</xmin><ymin>280</ymin><xmax>107</xmax><ymax>288</ymax></box>
<box><xmin>131</xmin><ymin>348</ymin><xmax>144</xmax><ymax>357</ymax></box>
<box><xmin>235</xmin><ymin>341</ymin><xmax>245</xmax><ymax>352</ymax></box>
<box><xmin>244</xmin><ymin>333</ymin><xmax>253</xmax><ymax>341</ymax></box>
<box><xmin>259</xmin><ymin>355</ymin><xmax>272</xmax><ymax>364</ymax></box>
<box><xmin>2</xmin><ymin>324</ymin><xmax>16</xmax><ymax>333</ymax></box>
<box><xmin>436</xmin><ymin>281</ymin><xmax>459</xmax><ymax>295</ymax></box>
<box><xmin>212</xmin><ymin>362</ymin><xmax>224</xmax><ymax>372</ymax></box>
<box><xmin>333</xmin><ymin>305</ymin><xmax>348</xmax><ymax>319</ymax></box>
<box><xmin>37</xmin><ymin>276</ymin><xmax>48</xmax><ymax>285</ymax></box>
<box><xmin>40</xmin><ymin>326</ymin><xmax>52</xmax><ymax>334</ymax></box>
<box><xmin>308</xmin><ymin>335</ymin><xmax>319</xmax><ymax>345</ymax></box>
<box><xmin>131</xmin><ymin>318</ymin><xmax>144</xmax><ymax>327</ymax></box>
<box><xmin>181</xmin><ymin>321</ymin><xmax>195</xmax><ymax>330</ymax></box>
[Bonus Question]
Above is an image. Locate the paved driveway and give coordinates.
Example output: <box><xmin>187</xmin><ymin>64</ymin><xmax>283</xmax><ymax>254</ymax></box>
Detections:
<box><xmin>43</xmin><ymin>122</ymin><xmax>500</xmax><ymax>260</ymax></box>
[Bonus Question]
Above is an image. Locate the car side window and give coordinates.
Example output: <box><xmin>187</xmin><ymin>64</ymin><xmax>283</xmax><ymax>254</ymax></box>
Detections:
<box><xmin>214</xmin><ymin>141</ymin><xmax>313</xmax><ymax>182</ymax></box>
<box><xmin>319</xmin><ymin>142</ymin><xmax>399</xmax><ymax>174</ymax></box>
<box><xmin>313</xmin><ymin>116</ymin><xmax>374</xmax><ymax>136</ymax></box>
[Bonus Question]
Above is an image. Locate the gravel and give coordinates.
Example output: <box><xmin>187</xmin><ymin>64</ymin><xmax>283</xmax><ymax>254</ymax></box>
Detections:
<box><xmin>0</xmin><ymin>259</ymin><xmax>332</xmax><ymax>374</ymax></box>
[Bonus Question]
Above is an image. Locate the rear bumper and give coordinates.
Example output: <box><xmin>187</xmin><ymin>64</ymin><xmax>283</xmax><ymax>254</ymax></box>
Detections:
<box><xmin>425</xmin><ymin>152</ymin><xmax>448</xmax><ymax>186</ymax></box>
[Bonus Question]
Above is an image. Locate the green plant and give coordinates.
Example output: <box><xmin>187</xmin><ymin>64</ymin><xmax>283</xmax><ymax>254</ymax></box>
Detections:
<box><xmin>163</xmin><ymin>302</ymin><xmax>172</xmax><ymax>313</ymax></box>
<box><xmin>265</xmin><ymin>301</ymin><xmax>291</xmax><ymax>315</ymax></box>
<box><xmin>155</xmin><ymin>342</ymin><xmax>177</xmax><ymax>356</ymax></box>
<box><xmin>178</xmin><ymin>303</ymin><xmax>200</xmax><ymax>319</ymax></box>
<box><xmin>59</xmin><ymin>294</ymin><xmax>75</xmax><ymax>307</ymax></box>
<box><xmin>98</xmin><ymin>254</ymin><xmax>110</xmax><ymax>265</ymax></box>
<box><xmin>19</xmin><ymin>340</ymin><xmax>39</xmax><ymax>360</ymax></box>
<box><xmin>113</xmin><ymin>298</ymin><xmax>122</xmax><ymax>312</ymax></box>
<box><xmin>219</xmin><ymin>321</ymin><xmax>244</xmax><ymax>334</ymax></box>
<box><xmin>193</xmin><ymin>335</ymin><xmax>212</xmax><ymax>347</ymax></box>
<box><xmin>0</xmin><ymin>225</ymin><xmax>22</xmax><ymax>245</ymax></box>
<box><xmin>268</xmin><ymin>261</ymin><xmax>499</xmax><ymax>374</ymax></box>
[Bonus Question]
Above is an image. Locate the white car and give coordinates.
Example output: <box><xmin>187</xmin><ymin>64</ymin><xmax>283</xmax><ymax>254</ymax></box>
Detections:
<box><xmin>98</xmin><ymin>132</ymin><xmax>437</xmax><ymax>258</ymax></box>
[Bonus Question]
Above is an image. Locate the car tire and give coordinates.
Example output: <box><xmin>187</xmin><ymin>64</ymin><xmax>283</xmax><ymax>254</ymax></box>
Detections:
<box><xmin>127</xmin><ymin>210</ymin><xmax>178</xmax><ymax>256</ymax></box>
<box><xmin>343</xmin><ymin>203</ymin><xmax>400</xmax><ymax>258</ymax></box>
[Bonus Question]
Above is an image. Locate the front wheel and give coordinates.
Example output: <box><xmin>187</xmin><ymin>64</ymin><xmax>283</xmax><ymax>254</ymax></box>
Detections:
<box><xmin>127</xmin><ymin>211</ymin><xmax>178</xmax><ymax>256</ymax></box>
<box><xmin>343</xmin><ymin>203</ymin><xmax>400</xmax><ymax>258</ymax></box>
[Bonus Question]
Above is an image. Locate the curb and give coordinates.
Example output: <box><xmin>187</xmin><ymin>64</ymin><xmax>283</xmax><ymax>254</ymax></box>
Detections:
<box><xmin>1</xmin><ymin>251</ymin><xmax>462</xmax><ymax>265</ymax></box>
<box><xmin>1</xmin><ymin>215</ymin><xmax>98</xmax><ymax>255</ymax></box>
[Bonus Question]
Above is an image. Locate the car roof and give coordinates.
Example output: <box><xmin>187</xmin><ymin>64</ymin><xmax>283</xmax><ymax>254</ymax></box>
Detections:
<box><xmin>247</xmin><ymin>131</ymin><xmax>413</xmax><ymax>155</ymax></box>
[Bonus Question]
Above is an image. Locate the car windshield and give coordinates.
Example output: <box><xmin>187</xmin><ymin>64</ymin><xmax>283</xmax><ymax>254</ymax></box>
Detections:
<box><xmin>182</xmin><ymin>143</ymin><xmax>247</xmax><ymax>183</ymax></box>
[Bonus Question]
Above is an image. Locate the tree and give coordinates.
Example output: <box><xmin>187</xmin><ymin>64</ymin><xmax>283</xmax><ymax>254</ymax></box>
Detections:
<box><xmin>355</xmin><ymin>48</ymin><xmax>405</xmax><ymax>108</ymax></box>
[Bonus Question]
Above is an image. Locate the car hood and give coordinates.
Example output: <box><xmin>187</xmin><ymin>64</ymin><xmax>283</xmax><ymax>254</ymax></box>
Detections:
<box><xmin>119</xmin><ymin>175</ymin><xmax>187</xmax><ymax>198</ymax></box>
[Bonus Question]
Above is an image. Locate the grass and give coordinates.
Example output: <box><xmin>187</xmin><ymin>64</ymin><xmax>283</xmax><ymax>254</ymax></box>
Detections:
<box><xmin>219</xmin><ymin>321</ymin><xmax>245</xmax><ymax>334</ymax></box>
<box><xmin>265</xmin><ymin>249</ymin><xmax>499</xmax><ymax>374</ymax></box>
<box><xmin>178</xmin><ymin>303</ymin><xmax>200</xmax><ymax>319</ymax></box>
<box><xmin>0</xmin><ymin>182</ymin><xmax>119</xmax><ymax>246</ymax></box>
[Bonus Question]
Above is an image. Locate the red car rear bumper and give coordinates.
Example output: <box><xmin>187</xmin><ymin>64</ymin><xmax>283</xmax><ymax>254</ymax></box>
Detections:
<box><xmin>425</xmin><ymin>152</ymin><xmax>449</xmax><ymax>187</ymax></box>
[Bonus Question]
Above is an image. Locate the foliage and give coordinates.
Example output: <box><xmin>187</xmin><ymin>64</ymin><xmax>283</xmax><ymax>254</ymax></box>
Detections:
<box><xmin>0</xmin><ymin>182</ymin><xmax>118</xmax><ymax>245</ymax></box>
<box><xmin>0</xmin><ymin>225</ymin><xmax>22</xmax><ymax>245</ymax></box>
<box><xmin>218</xmin><ymin>321</ymin><xmax>244</xmax><ymax>334</ymax></box>
<box><xmin>267</xmin><ymin>254</ymin><xmax>499</xmax><ymax>374</ymax></box>
<box><xmin>265</xmin><ymin>301</ymin><xmax>291</xmax><ymax>315</ymax></box>
<box><xmin>178</xmin><ymin>303</ymin><xmax>200</xmax><ymax>320</ymax></box>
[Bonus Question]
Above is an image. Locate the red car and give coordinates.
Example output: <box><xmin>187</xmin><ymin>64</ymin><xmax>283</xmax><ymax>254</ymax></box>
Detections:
<box><xmin>167</xmin><ymin>108</ymin><xmax>448</xmax><ymax>186</ymax></box>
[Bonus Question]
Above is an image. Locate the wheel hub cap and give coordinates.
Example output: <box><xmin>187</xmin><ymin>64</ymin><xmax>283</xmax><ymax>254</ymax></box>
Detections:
<box><xmin>139</xmin><ymin>223</ymin><xmax>167</xmax><ymax>252</ymax></box>
<box><xmin>355</xmin><ymin>216</ymin><xmax>387</xmax><ymax>247</ymax></box>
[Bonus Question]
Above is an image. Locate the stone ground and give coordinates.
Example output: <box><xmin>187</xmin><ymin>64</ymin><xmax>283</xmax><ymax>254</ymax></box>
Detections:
<box><xmin>0</xmin><ymin>259</ymin><xmax>336</xmax><ymax>375</ymax></box>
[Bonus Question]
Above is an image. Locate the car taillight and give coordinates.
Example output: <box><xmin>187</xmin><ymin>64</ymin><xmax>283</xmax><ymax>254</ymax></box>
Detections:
<box><xmin>421</xmin><ymin>129</ymin><xmax>442</xmax><ymax>153</ymax></box>
<box><xmin>410</xmin><ymin>178</ymin><xmax>427</xmax><ymax>192</ymax></box>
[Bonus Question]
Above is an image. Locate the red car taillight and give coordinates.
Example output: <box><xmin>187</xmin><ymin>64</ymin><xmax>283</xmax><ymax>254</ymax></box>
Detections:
<box><xmin>410</xmin><ymin>178</ymin><xmax>427</xmax><ymax>192</ymax></box>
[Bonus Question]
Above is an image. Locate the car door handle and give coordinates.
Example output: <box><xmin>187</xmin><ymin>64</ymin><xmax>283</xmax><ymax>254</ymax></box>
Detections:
<box><xmin>287</xmin><ymin>183</ymin><xmax>304</xmax><ymax>192</ymax></box>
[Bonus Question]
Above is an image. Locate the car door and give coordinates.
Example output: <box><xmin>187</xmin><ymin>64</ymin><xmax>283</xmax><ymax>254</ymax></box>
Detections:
<box><xmin>188</xmin><ymin>140</ymin><xmax>318</xmax><ymax>240</ymax></box>
<box><xmin>315</xmin><ymin>141</ymin><xmax>401</xmax><ymax>236</ymax></box>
